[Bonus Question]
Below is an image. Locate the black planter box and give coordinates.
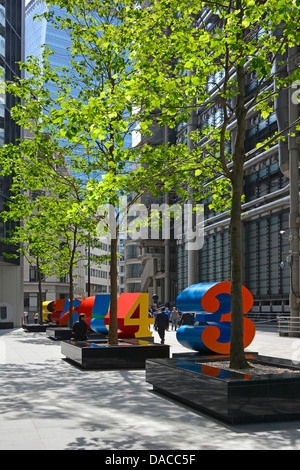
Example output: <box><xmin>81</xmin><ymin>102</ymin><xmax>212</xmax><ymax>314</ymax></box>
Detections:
<box><xmin>47</xmin><ymin>328</ymin><xmax>110</xmax><ymax>341</ymax></box>
<box><xmin>47</xmin><ymin>327</ymin><xmax>73</xmax><ymax>340</ymax></box>
<box><xmin>61</xmin><ymin>338</ymin><xmax>170</xmax><ymax>369</ymax></box>
<box><xmin>146</xmin><ymin>354</ymin><xmax>300</xmax><ymax>424</ymax></box>
<box><xmin>0</xmin><ymin>322</ymin><xmax>14</xmax><ymax>329</ymax></box>
<box><xmin>23</xmin><ymin>323</ymin><xmax>47</xmax><ymax>332</ymax></box>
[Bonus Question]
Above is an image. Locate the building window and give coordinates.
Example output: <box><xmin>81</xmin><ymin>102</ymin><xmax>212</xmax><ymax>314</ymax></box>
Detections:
<box><xmin>24</xmin><ymin>293</ymin><xmax>46</xmax><ymax>313</ymax></box>
<box><xmin>29</xmin><ymin>266</ymin><xmax>45</xmax><ymax>282</ymax></box>
<box><xmin>127</xmin><ymin>282</ymin><xmax>141</xmax><ymax>293</ymax></box>
<box><xmin>0</xmin><ymin>305</ymin><xmax>7</xmax><ymax>320</ymax></box>
<box><xmin>126</xmin><ymin>263</ymin><xmax>142</xmax><ymax>279</ymax></box>
<box><xmin>126</xmin><ymin>244</ymin><xmax>137</xmax><ymax>259</ymax></box>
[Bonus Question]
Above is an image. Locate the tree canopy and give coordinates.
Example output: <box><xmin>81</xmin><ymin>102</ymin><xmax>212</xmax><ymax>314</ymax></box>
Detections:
<box><xmin>1</xmin><ymin>0</ymin><xmax>299</xmax><ymax>361</ymax></box>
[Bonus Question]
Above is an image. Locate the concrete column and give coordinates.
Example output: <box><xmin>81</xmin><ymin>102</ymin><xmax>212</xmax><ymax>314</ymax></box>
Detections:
<box><xmin>0</xmin><ymin>263</ymin><xmax>23</xmax><ymax>328</ymax></box>
<box><xmin>164</xmin><ymin>124</ymin><xmax>170</xmax><ymax>302</ymax></box>
<box><xmin>288</xmin><ymin>46</ymin><xmax>300</xmax><ymax>335</ymax></box>
<box><xmin>187</xmin><ymin>99</ymin><xmax>198</xmax><ymax>286</ymax></box>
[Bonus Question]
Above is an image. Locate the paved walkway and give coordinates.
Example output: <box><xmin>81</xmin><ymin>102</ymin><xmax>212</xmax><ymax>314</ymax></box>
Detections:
<box><xmin>1</xmin><ymin>326</ymin><xmax>300</xmax><ymax>450</ymax></box>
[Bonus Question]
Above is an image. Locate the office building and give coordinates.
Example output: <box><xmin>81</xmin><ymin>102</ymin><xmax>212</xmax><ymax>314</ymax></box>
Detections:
<box><xmin>130</xmin><ymin>4</ymin><xmax>299</xmax><ymax>320</ymax></box>
<box><xmin>176</xmin><ymin>10</ymin><xmax>299</xmax><ymax>320</ymax></box>
<box><xmin>0</xmin><ymin>0</ymin><xmax>24</xmax><ymax>328</ymax></box>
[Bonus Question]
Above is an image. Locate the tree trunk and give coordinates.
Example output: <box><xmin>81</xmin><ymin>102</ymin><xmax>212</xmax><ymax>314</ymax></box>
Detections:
<box><xmin>108</xmin><ymin>236</ymin><xmax>119</xmax><ymax>345</ymax></box>
<box><xmin>229</xmin><ymin>176</ymin><xmax>249</xmax><ymax>368</ymax></box>
<box><xmin>37</xmin><ymin>257</ymin><xmax>43</xmax><ymax>325</ymax></box>
<box><xmin>68</xmin><ymin>228</ymin><xmax>78</xmax><ymax>330</ymax></box>
<box><xmin>69</xmin><ymin>265</ymin><xmax>74</xmax><ymax>329</ymax></box>
<box><xmin>229</xmin><ymin>52</ymin><xmax>249</xmax><ymax>369</ymax></box>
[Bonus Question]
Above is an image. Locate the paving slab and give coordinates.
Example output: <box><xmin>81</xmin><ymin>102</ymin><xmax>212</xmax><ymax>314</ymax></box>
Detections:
<box><xmin>1</xmin><ymin>327</ymin><xmax>300</xmax><ymax>451</ymax></box>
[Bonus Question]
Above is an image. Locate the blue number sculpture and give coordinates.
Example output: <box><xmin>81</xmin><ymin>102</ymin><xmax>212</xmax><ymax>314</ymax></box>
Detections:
<box><xmin>176</xmin><ymin>282</ymin><xmax>255</xmax><ymax>354</ymax></box>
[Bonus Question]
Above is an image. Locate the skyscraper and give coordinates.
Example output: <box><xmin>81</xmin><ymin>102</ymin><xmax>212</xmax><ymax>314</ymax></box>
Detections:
<box><xmin>24</xmin><ymin>1</ymin><xmax>113</xmax><ymax>310</ymax></box>
<box><xmin>25</xmin><ymin>0</ymin><xmax>72</xmax><ymax>76</ymax></box>
<box><xmin>0</xmin><ymin>0</ymin><xmax>24</xmax><ymax>328</ymax></box>
<box><xmin>24</xmin><ymin>0</ymin><xmax>77</xmax><ymax>310</ymax></box>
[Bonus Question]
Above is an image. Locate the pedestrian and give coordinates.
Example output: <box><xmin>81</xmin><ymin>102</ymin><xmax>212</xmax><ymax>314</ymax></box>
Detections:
<box><xmin>170</xmin><ymin>306</ymin><xmax>180</xmax><ymax>331</ymax></box>
<box><xmin>165</xmin><ymin>306</ymin><xmax>170</xmax><ymax>320</ymax></box>
<box><xmin>154</xmin><ymin>308</ymin><xmax>169</xmax><ymax>344</ymax></box>
<box><xmin>23</xmin><ymin>310</ymin><xmax>29</xmax><ymax>324</ymax></box>
<box><xmin>33</xmin><ymin>312</ymin><xmax>39</xmax><ymax>324</ymax></box>
<box><xmin>71</xmin><ymin>313</ymin><xmax>88</xmax><ymax>341</ymax></box>
<box><xmin>179</xmin><ymin>311</ymin><xmax>194</xmax><ymax>326</ymax></box>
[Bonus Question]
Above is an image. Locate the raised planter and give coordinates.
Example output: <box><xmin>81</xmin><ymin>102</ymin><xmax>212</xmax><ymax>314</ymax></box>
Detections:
<box><xmin>0</xmin><ymin>322</ymin><xmax>14</xmax><ymax>329</ymax></box>
<box><xmin>146</xmin><ymin>353</ymin><xmax>300</xmax><ymax>424</ymax></box>
<box><xmin>47</xmin><ymin>327</ymin><xmax>73</xmax><ymax>340</ymax></box>
<box><xmin>61</xmin><ymin>338</ymin><xmax>170</xmax><ymax>369</ymax></box>
<box><xmin>23</xmin><ymin>323</ymin><xmax>48</xmax><ymax>332</ymax></box>
<box><xmin>46</xmin><ymin>327</ymin><xmax>110</xmax><ymax>341</ymax></box>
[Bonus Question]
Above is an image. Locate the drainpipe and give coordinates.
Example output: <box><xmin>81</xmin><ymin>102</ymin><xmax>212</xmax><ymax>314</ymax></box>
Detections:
<box><xmin>287</xmin><ymin>46</ymin><xmax>300</xmax><ymax>336</ymax></box>
<box><xmin>274</xmin><ymin>25</ymin><xmax>290</xmax><ymax>178</ymax></box>
<box><xmin>164</xmin><ymin>125</ymin><xmax>170</xmax><ymax>303</ymax></box>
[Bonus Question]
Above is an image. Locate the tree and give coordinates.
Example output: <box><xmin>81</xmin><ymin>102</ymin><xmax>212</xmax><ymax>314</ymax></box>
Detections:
<box><xmin>0</xmin><ymin>0</ymin><xmax>160</xmax><ymax>343</ymax></box>
<box><xmin>41</xmin><ymin>0</ymin><xmax>156</xmax><ymax>343</ymax></box>
<box><xmin>0</xmin><ymin>141</ymin><xmax>104</xmax><ymax>328</ymax></box>
<box><xmin>3</xmin><ymin>0</ymin><xmax>298</xmax><ymax>361</ymax></box>
<box><xmin>125</xmin><ymin>0</ymin><xmax>300</xmax><ymax>367</ymax></box>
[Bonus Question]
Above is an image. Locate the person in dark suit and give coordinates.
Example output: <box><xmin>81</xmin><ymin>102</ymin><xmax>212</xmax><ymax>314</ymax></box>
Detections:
<box><xmin>179</xmin><ymin>312</ymin><xmax>194</xmax><ymax>326</ymax></box>
<box><xmin>154</xmin><ymin>308</ymin><xmax>169</xmax><ymax>344</ymax></box>
<box><xmin>71</xmin><ymin>313</ymin><xmax>88</xmax><ymax>341</ymax></box>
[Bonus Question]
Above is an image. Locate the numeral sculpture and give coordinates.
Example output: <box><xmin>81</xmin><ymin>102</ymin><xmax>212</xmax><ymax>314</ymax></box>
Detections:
<box><xmin>176</xmin><ymin>282</ymin><xmax>255</xmax><ymax>354</ymax></box>
<box><xmin>49</xmin><ymin>293</ymin><xmax>153</xmax><ymax>339</ymax></box>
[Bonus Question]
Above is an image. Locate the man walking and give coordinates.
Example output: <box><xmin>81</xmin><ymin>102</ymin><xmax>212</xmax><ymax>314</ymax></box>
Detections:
<box><xmin>154</xmin><ymin>308</ymin><xmax>169</xmax><ymax>344</ymax></box>
<box><xmin>170</xmin><ymin>306</ymin><xmax>180</xmax><ymax>331</ymax></box>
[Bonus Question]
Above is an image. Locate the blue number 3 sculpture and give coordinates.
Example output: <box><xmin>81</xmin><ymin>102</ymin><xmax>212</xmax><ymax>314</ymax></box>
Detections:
<box><xmin>176</xmin><ymin>282</ymin><xmax>255</xmax><ymax>354</ymax></box>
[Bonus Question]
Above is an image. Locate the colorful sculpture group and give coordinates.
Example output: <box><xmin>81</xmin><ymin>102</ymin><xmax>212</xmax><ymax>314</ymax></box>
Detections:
<box><xmin>176</xmin><ymin>281</ymin><xmax>256</xmax><ymax>354</ymax></box>
<box><xmin>42</xmin><ymin>281</ymin><xmax>255</xmax><ymax>353</ymax></box>
<box><xmin>43</xmin><ymin>292</ymin><xmax>154</xmax><ymax>339</ymax></box>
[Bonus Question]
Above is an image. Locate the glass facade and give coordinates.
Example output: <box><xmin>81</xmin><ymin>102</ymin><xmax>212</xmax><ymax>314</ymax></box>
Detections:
<box><xmin>171</xmin><ymin>9</ymin><xmax>297</xmax><ymax>315</ymax></box>
<box><xmin>198</xmin><ymin>230</ymin><xmax>231</xmax><ymax>285</ymax></box>
<box><xmin>25</xmin><ymin>1</ymin><xmax>85</xmax><ymax>173</ymax></box>
<box><xmin>0</xmin><ymin>0</ymin><xmax>23</xmax><ymax>265</ymax></box>
<box><xmin>177</xmin><ymin>108</ymin><xmax>291</xmax><ymax>313</ymax></box>
<box><xmin>243</xmin><ymin>212</ymin><xmax>290</xmax><ymax>298</ymax></box>
<box><xmin>25</xmin><ymin>0</ymin><xmax>47</xmax><ymax>66</ymax></box>
<box><xmin>244</xmin><ymin>160</ymin><xmax>289</xmax><ymax>202</ymax></box>
<box><xmin>195</xmin><ymin>212</ymin><xmax>290</xmax><ymax>297</ymax></box>
<box><xmin>25</xmin><ymin>1</ymin><xmax>73</xmax><ymax>93</ymax></box>
<box><xmin>177</xmin><ymin>243</ymin><xmax>188</xmax><ymax>294</ymax></box>
<box><xmin>25</xmin><ymin>0</ymin><xmax>132</xmax><ymax>159</ymax></box>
